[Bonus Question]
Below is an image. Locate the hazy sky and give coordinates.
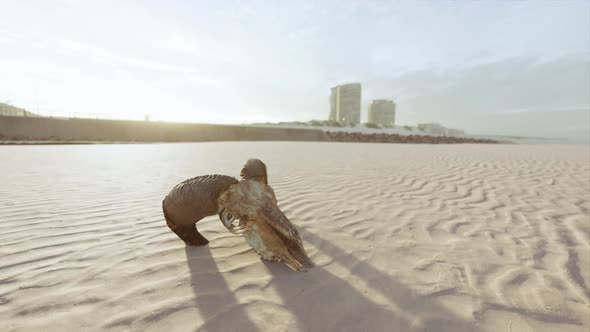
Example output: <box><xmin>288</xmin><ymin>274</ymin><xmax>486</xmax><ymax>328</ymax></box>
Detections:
<box><xmin>1</xmin><ymin>0</ymin><xmax>589</xmax><ymax>139</ymax></box>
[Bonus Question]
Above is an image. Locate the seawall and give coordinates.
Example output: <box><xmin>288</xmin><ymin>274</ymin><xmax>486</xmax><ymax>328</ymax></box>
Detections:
<box><xmin>0</xmin><ymin>116</ymin><xmax>503</xmax><ymax>144</ymax></box>
<box><xmin>0</xmin><ymin>116</ymin><xmax>327</xmax><ymax>142</ymax></box>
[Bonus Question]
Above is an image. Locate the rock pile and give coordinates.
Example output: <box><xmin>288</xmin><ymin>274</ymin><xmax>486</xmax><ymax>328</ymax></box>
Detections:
<box><xmin>325</xmin><ymin>132</ymin><xmax>500</xmax><ymax>144</ymax></box>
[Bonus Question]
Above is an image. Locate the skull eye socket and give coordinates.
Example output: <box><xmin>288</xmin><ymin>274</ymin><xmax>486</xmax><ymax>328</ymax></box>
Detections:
<box><xmin>220</xmin><ymin>209</ymin><xmax>248</xmax><ymax>235</ymax></box>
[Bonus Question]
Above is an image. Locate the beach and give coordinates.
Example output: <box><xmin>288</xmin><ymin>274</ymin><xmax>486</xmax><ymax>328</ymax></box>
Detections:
<box><xmin>1</xmin><ymin>142</ymin><xmax>589</xmax><ymax>331</ymax></box>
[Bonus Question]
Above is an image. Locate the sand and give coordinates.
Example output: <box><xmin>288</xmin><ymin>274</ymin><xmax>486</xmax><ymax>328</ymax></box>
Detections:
<box><xmin>1</xmin><ymin>142</ymin><xmax>589</xmax><ymax>332</ymax></box>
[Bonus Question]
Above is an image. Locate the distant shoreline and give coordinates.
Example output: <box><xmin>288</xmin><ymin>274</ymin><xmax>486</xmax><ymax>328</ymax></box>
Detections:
<box><xmin>0</xmin><ymin>116</ymin><xmax>505</xmax><ymax>145</ymax></box>
<box><xmin>0</xmin><ymin>140</ymin><xmax>159</xmax><ymax>145</ymax></box>
<box><xmin>0</xmin><ymin>136</ymin><xmax>504</xmax><ymax>145</ymax></box>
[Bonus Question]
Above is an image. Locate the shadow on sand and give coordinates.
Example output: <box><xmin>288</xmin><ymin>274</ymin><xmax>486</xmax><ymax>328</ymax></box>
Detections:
<box><xmin>185</xmin><ymin>246</ymin><xmax>259</xmax><ymax>332</ymax></box>
<box><xmin>261</xmin><ymin>228</ymin><xmax>472</xmax><ymax>332</ymax></box>
<box><xmin>186</xmin><ymin>229</ymin><xmax>471</xmax><ymax>332</ymax></box>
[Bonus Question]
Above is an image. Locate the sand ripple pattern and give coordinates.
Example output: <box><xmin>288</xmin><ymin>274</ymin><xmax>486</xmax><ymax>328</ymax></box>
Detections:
<box><xmin>1</xmin><ymin>143</ymin><xmax>589</xmax><ymax>331</ymax></box>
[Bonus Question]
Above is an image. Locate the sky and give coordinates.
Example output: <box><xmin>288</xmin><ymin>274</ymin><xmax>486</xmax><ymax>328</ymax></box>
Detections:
<box><xmin>1</xmin><ymin>0</ymin><xmax>589</xmax><ymax>140</ymax></box>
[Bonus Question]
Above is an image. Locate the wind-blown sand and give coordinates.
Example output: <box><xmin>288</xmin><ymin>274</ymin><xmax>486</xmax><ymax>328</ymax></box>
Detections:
<box><xmin>1</xmin><ymin>142</ymin><xmax>588</xmax><ymax>332</ymax></box>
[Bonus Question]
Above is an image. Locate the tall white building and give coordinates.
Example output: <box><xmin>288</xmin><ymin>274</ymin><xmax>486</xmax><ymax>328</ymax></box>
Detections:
<box><xmin>368</xmin><ymin>99</ymin><xmax>396</xmax><ymax>126</ymax></box>
<box><xmin>329</xmin><ymin>83</ymin><xmax>361</xmax><ymax>125</ymax></box>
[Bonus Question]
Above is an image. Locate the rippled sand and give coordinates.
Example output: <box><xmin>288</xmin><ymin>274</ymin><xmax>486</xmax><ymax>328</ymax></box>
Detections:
<box><xmin>1</xmin><ymin>142</ymin><xmax>589</xmax><ymax>332</ymax></box>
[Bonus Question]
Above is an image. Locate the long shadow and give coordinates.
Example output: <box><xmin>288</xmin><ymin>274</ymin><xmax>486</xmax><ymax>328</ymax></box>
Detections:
<box><xmin>262</xmin><ymin>262</ymin><xmax>416</xmax><ymax>331</ymax></box>
<box><xmin>185</xmin><ymin>246</ymin><xmax>258</xmax><ymax>332</ymax></box>
<box><xmin>263</xmin><ymin>228</ymin><xmax>473</xmax><ymax>332</ymax></box>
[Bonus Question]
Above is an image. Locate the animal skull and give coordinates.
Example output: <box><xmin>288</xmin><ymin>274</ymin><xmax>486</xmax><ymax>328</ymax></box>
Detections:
<box><xmin>218</xmin><ymin>180</ymin><xmax>313</xmax><ymax>271</ymax></box>
<box><xmin>162</xmin><ymin>158</ymin><xmax>313</xmax><ymax>272</ymax></box>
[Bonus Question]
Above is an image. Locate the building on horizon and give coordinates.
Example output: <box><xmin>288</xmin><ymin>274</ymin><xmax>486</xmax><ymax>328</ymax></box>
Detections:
<box><xmin>417</xmin><ymin>123</ymin><xmax>466</xmax><ymax>137</ymax></box>
<box><xmin>417</xmin><ymin>123</ymin><xmax>448</xmax><ymax>136</ymax></box>
<box><xmin>447</xmin><ymin>128</ymin><xmax>465</xmax><ymax>137</ymax></box>
<box><xmin>329</xmin><ymin>83</ymin><xmax>361</xmax><ymax>125</ymax></box>
<box><xmin>367</xmin><ymin>99</ymin><xmax>396</xmax><ymax>126</ymax></box>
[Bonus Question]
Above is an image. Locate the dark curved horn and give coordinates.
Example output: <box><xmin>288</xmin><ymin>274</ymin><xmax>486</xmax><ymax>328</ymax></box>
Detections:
<box><xmin>162</xmin><ymin>174</ymin><xmax>238</xmax><ymax>246</ymax></box>
<box><xmin>240</xmin><ymin>159</ymin><xmax>268</xmax><ymax>184</ymax></box>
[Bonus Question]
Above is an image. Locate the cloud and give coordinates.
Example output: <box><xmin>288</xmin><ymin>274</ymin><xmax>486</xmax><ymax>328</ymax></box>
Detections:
<box><xmin>362</xmin><ymin>56</ymin><xmax>590</xmax><ymax>139</ymax></box>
